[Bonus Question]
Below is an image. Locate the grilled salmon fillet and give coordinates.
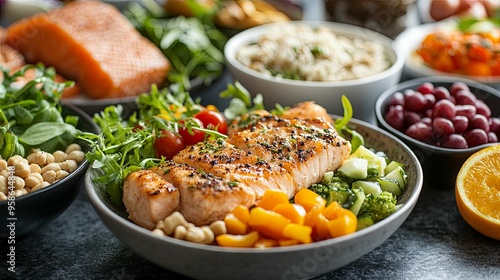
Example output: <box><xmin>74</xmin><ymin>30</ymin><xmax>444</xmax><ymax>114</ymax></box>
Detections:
<box><xmin>173</xmin><ymin>139</ymin><xmax>296</xmax><ymax>198</ymax></box>
<box><xmin>123</xmin><ymin>102</ymin><xmax>351</xmax><ymax>227</ymax></box>
<box><xmin>123</xmin><ymin>169</ymin><xmax>180</xmax><ymax>230</ymax></box>
<box><xmin>5</xmin><ymin>0</ymin><xmax>170</xmax><ymax>99</ymax></box>
<box><xmin>227</xmin><ymin>116</ymin><xmax>350</xmax><ymax>194</ymax></box>
<box><xmin>150</xmin><ymin>161</ymin><xmax>255</xmax><ymax>226</ymax></box>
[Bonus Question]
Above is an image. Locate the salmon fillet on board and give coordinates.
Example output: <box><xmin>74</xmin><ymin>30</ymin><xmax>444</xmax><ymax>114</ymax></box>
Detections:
<box><xmin>227</xmin><ymin>116</ymin><xmax>351</xmax><ymax>194</ymax></box>
<box><xmin>5</xmin><ymin>0</ymin><xmax>170</xmax><ymax>99</ymax></box>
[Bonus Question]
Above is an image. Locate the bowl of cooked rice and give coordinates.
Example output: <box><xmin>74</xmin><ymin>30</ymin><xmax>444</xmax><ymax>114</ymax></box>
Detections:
<box><xmin>224</xmin><ymin>21</ymin><xmax>405</xmax><ymax>124</ymax></box>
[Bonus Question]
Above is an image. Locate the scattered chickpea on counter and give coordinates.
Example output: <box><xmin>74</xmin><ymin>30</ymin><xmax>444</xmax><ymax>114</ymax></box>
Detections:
<box><xmin>0</xmin><ymin>143</ymin><xmax>85</xmax><ymax>200</ymax></box>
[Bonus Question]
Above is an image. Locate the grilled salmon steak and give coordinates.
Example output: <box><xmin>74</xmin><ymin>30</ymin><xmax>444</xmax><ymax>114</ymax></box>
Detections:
<box><xmin>5</xmin><ymin>0</ymin><xmax>170</xmax><ymax>99</ymax></box>
<box><xmin>123</xmin><ymin>102</ymin><xmax>351</xmax><ymax>227</ymax></box>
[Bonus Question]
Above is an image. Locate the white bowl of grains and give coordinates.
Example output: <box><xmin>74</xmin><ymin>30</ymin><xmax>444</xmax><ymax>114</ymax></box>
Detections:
<box><xmin>224</xmin><ymin>21</ymin><xmax>405</xmax><ymax>123</ymax></box>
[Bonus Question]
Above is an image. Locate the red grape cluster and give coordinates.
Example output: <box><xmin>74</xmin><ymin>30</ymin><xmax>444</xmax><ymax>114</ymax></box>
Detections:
<box><xmin>384</xmin><ymin>81</ymin><xmax>500</xmax><ymax>149</ymax></box>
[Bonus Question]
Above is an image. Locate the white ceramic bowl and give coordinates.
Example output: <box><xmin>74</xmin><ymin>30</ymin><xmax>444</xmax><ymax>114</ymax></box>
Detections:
<box><xmin>395</xmin><ymin>22</ymin><xmax>500</xmax><ymax>89</ymax></box>
<box><xmin>85</xmin><ymin>117</ymin><xmax>423</xmax><ymax>280</ymax></box>
<box><xmin>224</xmin><ymin>21</ymin><xmax>405</xmax><ymax>124</ymax></box>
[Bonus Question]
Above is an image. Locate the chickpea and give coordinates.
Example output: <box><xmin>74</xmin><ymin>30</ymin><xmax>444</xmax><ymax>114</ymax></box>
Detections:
<box><xmin>0</xmin><ymin>170</ymin><xmax>8</xmax><ymax>178</ymax></box>
<box><xmin>31</xmin><ymin>181</ymin><xmax>50</xmax><ymax>192</ymax></box>
<box><xmin>25</xmin><ymin>173</ymin><xmax>43</xmax><ymax>188</ymax></box>
<box><xmin>42</xmin><ymin>170</ymin><xmax>57</xmax><ymax>184</ymax></box>
<box><xmin>8</xmin><ymin>155</ymin><xmax>28</xmax><ymax>166</ymax></box>
<box><xmin>209</xmin><ymin>220</ymin><xmax>227</xmax><ymax>237</ymax></box>
<box><xmin>13</xmin><ymin>176</ymin><xmax>25</xmax><ymax>190</ymax></box>
<box><xmin>53</xmin><ymin>150</ymin><xmax>68</xmax><ymax>162</ymax></box>
<box><xmin>173</xmin><ymin>225</ymin><xmax>187</xmax><ymax>240</ymax></box>
<box><xmin>27</xmin><ymin>151</ymin><xmax>55</xmax><ymax>166</ymax></box>
<box><xmin>155</xmin><ymin>220</ymin><xmax>165</xmax><ymax>230</ymax></box>
<box><xmin>41</xmin><ymin>163</ymin><xmax>61</xmax><ymax>174</ymax></box>
<box><xmin>201</xmin><ymin>226</ymin><xmax>215</xmax><ymax>244</ymax></box>
<box><xmin>0</xmin><ymin>175</ymin><xmax>7</xmax><ymax>194</ymax></box>
<box><xmin>0</xmin><ymin>159</ymin><xmax>7</xmax><ymax>171</ymax></box>
<box><xmin>56</xmin><ymin>170</ymin><xmax>70</xmax><ymax>180</ymax></box>
<box><xmin>14</xmin><ymin>188</ymin><xmax>27</xmax><ymax>197</ymax></box>
<box><xmin>67</xmin><ymin>150</ymin><xmax>85</xmax><ymax>163</ymax></box>
<box><xmin>163</xmin><ymin>212</ymin><xmax>189</xmax><ymax>236</ymax></box>
<box><xmin>65</xmin><ymin>143</ymin><xmax>82</xmax><ymax>154</ymax></box>
<box><xmin>152</xmin><ymin>229</ymin><xmax>166</xmax><ymax>237</ymax></box>
<box><xmin>59</xmin><ymin>160</ymin><xmax>78</xmax><ymax>173</ymax></box>
<box><xmin>14</xmin><ymin>162</ymin><xmax>30</xmax><ymax>178</ymax></box>
<box><xmin>185</xmin><ymin>227</ymin><xmax>205</xmax><ymax>243</ymax></box>
<box><xmin>0</xmin><ymin>192</ymin><xmax>7</xmax><ymax>201</ymax></box>
<box><xmin>29</xmin><ymin>164</ymin><xmax>42</xmax><ymax>173</ymax></box>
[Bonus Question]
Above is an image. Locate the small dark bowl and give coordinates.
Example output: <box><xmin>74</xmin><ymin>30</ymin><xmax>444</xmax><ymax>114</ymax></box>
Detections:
<box><xmin>0</xmin><ymin>104</ymin><xmax>99</xmax><ymax>238</ymax></box>
<box><xmin>375</xmin><ymin>76</ymin><xmax>500</xmax><ymax>188</ymax></box>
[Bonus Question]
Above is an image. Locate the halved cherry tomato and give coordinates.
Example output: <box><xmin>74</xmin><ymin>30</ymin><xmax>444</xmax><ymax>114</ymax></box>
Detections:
<box><xmin>154</xmin><ymin>130</ymin><xmax>186</xmax><ymax>160</ymax></box>
<box><xmin>178</xmin><ymin>118</ymin><xmax>205</xmax><ymax>145</ymax></box>
<box><xmin>194</xmin><ymin>110</ymin><xmax>228</xmax><ymax>135</ymax></box>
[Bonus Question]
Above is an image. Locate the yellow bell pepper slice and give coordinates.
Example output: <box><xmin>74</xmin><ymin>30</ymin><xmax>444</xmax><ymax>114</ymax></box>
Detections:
<box><xmin>231</xmin><ymin>205</ymin><xmax>250</xmax><ymax>224</ymax></box>
<box><xmin>216</xmin><ymin>231</ymin><xmax>260</xmax><ymax>248</ymax></box>
<box><xmin>224</xmin><ymin>213</ymin><xmax>248</xmax><ymax>235</ymax></box>
<box><xmin>257</xmin><ymin>189</ymin><xmax>290</xmax><ymax>211</ymax></box>
<box><xmin>273</xmin><ymin>203</ymin><xmax>306</xmax><ymax>225</ymax></box>
<box><xmin>248</xmin><ymin>207</ymin><xmax>290</xmax><ymax>240</ymax></box>
<box><xmin>327</xmin><ymin>208</ymin><xmax>358</xmax><ymax>238</ymax></box>
<box><xmin>282</xmin><ymin>223</ymin><xmax>313</xmax><ymax>244</ymax></box>
<box><xmin>294</xmin><ymin>188</ymin><xmax>326</xmax><ymax>212</ymax></box>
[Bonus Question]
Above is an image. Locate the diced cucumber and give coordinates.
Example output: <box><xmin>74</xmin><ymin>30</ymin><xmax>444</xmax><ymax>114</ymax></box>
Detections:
<box><xmin>385</xmin><ymin>161</ymin><xmax>404</xmax><ymax>174</ymax></box>
<box><xmin>349</xmin><ymin>188</ymin><xmax>365</xmax><ymax>216</ymax></box>
<box><xmin>350</xmin><ymin>145</ymin><xmax>387</xmax><ymax>177</ymax></box>
<box><xmin>384</xmin><ymin>166</ymin><xmax>407</xmax><ymax>190</ymax></box>
<box><xmin>322</xmin><ymin>171</ymin><xmax>334</xmax><ymax>183</ymax></box>
<box><xmin>337</xmin><ymin>157</ymin><xmax>368</xmax><ymax>179</ymax></box>
<box><xmin>352</xmin><ymin>180</ymin><xmax>382</xmax><ymax>197</ymax></box>
<box><xmin>356</xmin><ymin>213</ymin><xmax>375</xmax><ymax>231</ymax></box>
<box><xmin>377</xmin><ymin>177</ymin><xmax>402</xmax><ymax>196</ymax></box>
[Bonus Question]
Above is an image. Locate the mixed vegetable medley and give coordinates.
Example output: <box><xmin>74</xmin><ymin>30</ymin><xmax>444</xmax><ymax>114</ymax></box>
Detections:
<box><xmin>81</xmin><ymin>81</ymin><xmax>408</xmax><ymax>247</ymax></box>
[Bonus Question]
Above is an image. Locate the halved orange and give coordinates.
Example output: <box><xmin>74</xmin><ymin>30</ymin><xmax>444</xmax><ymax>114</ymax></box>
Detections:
<box><xmin>455</xmin><ymin>144</ymin><xmax>500</xmax><ymax>240</ymax></box>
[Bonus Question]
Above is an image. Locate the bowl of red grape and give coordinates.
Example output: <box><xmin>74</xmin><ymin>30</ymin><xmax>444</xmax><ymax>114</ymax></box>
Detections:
<box><xmin>375</xmin><ymin>76</ymin><xmax>500</xmax><ymax>188</ymax></box>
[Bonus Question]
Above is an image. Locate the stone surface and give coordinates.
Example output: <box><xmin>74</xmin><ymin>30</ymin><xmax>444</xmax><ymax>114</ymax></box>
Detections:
<box><xmin>1</xmin><ymin>180</ymin><xmax>499</xmax><ymax>279</ymax></box>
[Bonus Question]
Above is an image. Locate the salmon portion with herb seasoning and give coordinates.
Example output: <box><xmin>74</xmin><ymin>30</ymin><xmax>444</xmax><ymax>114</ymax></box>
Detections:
<box><xmin>227</xmin><ymin>116</ymin><xmax>351</xmax><ymax>194</ymax></box>
<box><xmin>5</xmin><ymin>0</ymin><xmax>170</xmax><ymax>99</ymax></box>
<box><xmin>172</xmin><ymin>139</ymin><xmax>296</xmax><ymax>199</ymax></box>
<box><xmin>123</xmin><ymin>102</ymin><xmax>351</xmax><ymax>227</ymax></box>
<box><xmin>150</xmin><ymin>161</ymin><xmax>255</xmax><ymax>226</ymax></box>
<box><xmin>123</xmin><ymin>169</ymin><xmax>180</xmax><ymax>230</ymax></box>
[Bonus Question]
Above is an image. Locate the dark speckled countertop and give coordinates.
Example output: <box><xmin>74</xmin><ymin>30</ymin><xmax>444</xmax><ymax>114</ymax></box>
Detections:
<box><xmin>2</xmin><ymin>178</ymin><xmax>499</xmax><ymax>280</ymax></box>
<box><xmin>1</xmin><ymin>1</ymin><xmax>499</xmax><ymax>279</ymax></box>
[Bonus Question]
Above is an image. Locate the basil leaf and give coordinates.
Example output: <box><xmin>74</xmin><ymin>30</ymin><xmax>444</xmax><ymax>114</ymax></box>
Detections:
<box><xmin>18</xmin><ymin>122</ymin><xmax>77</xmax><ymax>146</ymax></box>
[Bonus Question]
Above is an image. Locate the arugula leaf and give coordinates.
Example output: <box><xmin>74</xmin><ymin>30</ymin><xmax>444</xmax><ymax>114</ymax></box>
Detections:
<box><xmin>334</xmin><ymin>95</ymin><xmax>365</xmax><ymax>153</ymax></box>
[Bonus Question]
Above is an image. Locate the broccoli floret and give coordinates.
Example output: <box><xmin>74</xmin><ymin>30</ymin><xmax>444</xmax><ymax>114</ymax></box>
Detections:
<box><xmin>358</xmin><ymin>191</ymin><xmax>398</xmax><ymax>223</ymax></box>
<box><xmin>309</xmin><ymin>176</ymin><xmax>357</xmax><ymax>208</ymax></box>
<box><xmin>356</xmin><ymin>213</ymin><xmax>375</xmax><ymax>231</ymax></box>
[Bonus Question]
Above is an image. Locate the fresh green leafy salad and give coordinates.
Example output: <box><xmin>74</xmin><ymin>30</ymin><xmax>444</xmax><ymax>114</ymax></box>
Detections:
<box><xmin>0</xmin><ymin>64</ymin><xmax>81</xmax><ymax>159</ymax></box>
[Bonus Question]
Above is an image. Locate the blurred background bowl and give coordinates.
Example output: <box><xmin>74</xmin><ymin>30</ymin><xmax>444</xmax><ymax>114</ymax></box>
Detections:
<box><xmin>375</xmin><ymin>76</ymin><xmax>500</xmax><ymax>188</ymax></box>
<box><xmin>224</xmin><ymin>21</ymin><xmax>404</xmax><ymax>124</ymax></box>
<box><xmin>395</xmin><ymin>22</ymin><xmax>500</xmax><ymax>89</ymax></box>
<box><xmin>85</xmin><ymin>116</ymin><xmax>423</xmax><ymax>280</ymax></box>
<box><xmin>0</xmin><ymin>104</ymin><xmax>99</xmax><ymax>238</ymax></box>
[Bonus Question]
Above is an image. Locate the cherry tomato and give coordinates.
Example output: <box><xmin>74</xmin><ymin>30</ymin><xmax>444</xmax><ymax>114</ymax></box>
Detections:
<box><xmin>178</xmin><ymin>118</ymin><xmax>206</xmax><ymax>145</ymax></box>
<box><xmin>195</xmin><ymin>110</ymin><xmax>228</xmax><ymax>135</ymax></box>
<box><xmin>154</xmin><ymin>130</ymin><xmax>186</xmax><ymax>160</ymax></box>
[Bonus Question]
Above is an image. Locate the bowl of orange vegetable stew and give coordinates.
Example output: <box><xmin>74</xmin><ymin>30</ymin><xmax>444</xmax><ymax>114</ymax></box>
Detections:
<box><xmin>85</xmin><ymin>115</ymin><xmax>423</xmax><ymax>280</ymax></box>
<box><xmin>395</xmin><ymin>20</ymin><xmax>500</xmax><ymax>88</ymax></box>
